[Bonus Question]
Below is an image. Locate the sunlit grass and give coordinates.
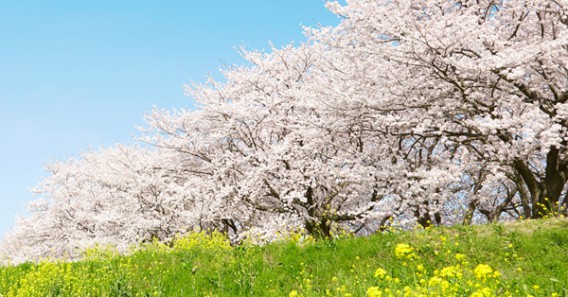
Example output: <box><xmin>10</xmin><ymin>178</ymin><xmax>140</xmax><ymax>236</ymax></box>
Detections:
<box><xmin>1</xmin><ymin>218</ymin><xmax>566</xmax><ymax>296</ymax></box>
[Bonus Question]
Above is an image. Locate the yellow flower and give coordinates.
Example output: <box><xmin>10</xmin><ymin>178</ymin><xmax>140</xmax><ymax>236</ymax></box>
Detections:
<box><xmin>374</xmin><ymin>268</ymin><xmax>387</xmax><ymax>279</ymax></box>
<box><xmin>473</xmin><ymin>264</ymin><xmax>495</xmax><ymax>281</ymax></box>
<box><xmin>471</xmin><ymin>287</ymin><xmax>494</xmax><ymax>297</ymax></box>
<box><xmin>440</xmin><ymin>280</ymin><xmax>450</xmax><ymax>291</ymax></box>
<box><xmin>366</xmin><ymin>286</ymin><xmax>382</xmax><ymax>297</ymax></box>
<box><xmin>428</xmin><ymin>276</ymin><xmax>443</xmax><ymax>287</ymax></box>
<box><xmin>289</xmin><ymin>290</ymin><xmax>299</xmax><ymax>297</ymax></box>
<box><xmin>395</xmin><ymin>243</ymin><xmax>415</xmax><ymax>259</ymax></box>
<box><xmin>440</xmin><ymin>265</ymin><xmax>462</xmax><ymax>279</ymax></box>
<box><xmin>403</xmin><ymin>286</ymin><xmax>413</xmax><ymax>297</ymax></box>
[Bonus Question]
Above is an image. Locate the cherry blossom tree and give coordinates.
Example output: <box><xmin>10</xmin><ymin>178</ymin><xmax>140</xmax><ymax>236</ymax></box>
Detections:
<box><xmin>1</xmin><ymin>145</ymin><xmax>219</xmax><ymax>262</ymax></box>
<box><xmin>4</xmin><ymin>0</ymin><xmax>568</xmax><ymax>263</ymax></box>
<box><xmin>313</xmin><ymin>0</ymin><xmax>568</xmax><ymax>221</ymax></box>
<box><xmin>144</xmin><ymin>44</ymin><xmax>394</xmax><ymax>238</ymax></box>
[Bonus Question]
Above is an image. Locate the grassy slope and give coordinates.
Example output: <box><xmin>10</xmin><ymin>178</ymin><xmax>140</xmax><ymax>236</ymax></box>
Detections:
<box><xmin>0</xmin><ymin>218</ymin><xmax>567</xmax><ymax>297</ymax></box>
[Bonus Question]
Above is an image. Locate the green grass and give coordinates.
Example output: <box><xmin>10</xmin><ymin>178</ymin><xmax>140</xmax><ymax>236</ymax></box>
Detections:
<box><xmin>1</xmin><ymin>218</ymin><xmax>567</xmax><ymax>296</ymax></box>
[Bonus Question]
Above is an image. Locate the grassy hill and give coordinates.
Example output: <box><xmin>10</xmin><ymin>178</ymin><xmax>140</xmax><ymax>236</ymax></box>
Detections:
<box><xmin>1</xmin><ymin>218</ymin><xmax>567</xmax><ymax>296</ymax></box>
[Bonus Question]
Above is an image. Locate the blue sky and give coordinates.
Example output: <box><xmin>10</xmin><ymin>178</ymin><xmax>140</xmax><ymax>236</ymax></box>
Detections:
<box><xmin>0</xmin><ymin>1</ymin><xmax>341</xmax><ymax>238</ymax></box>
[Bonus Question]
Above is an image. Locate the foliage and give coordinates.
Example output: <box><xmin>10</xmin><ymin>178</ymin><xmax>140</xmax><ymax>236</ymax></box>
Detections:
<box><xmin>0</xmin><ymin>218</ymin><xmax>566</xmax><ymax>296</ymax></box>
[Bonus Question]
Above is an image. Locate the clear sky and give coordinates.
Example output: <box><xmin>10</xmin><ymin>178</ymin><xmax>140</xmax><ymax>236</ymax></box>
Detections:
<box><xmin>0</xmin><ymin>1</ymin><xmax>341</xmax><ymax>239</ymax></box>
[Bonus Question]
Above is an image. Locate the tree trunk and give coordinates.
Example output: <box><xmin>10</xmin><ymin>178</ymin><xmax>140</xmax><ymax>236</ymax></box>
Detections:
<box><xmin>462</xmin><ymin>200</ymin><xmax>477</xmax><ymax>225</ymax></box>
<box><xmin>514</xmin><ymin>147</ymin><xmax>568</xmax><ymax>218</ymax></box>
<box><xmin>304</xmin><ymin>217</ymin><xmax>331</xmax><ymax>239</ymax></box>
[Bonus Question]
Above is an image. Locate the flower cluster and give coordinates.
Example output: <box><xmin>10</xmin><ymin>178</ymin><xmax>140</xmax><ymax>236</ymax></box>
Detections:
<box><xmin>287</xmin><ymin>231</ymin><xmax>563</xmax><ymax>297</ymax></box>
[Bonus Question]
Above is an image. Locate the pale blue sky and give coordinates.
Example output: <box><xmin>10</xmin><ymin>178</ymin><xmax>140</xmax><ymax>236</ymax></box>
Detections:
<box><xmin>0</xmin><ymin>1</ymin><xmax>340</xmax><ymax>238</ymax></box>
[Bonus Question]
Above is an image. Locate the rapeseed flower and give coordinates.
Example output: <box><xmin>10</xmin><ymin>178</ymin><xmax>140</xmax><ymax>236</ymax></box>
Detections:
<box><xmin>374</xmin><ymin>268</ymin><xmax>387</xmax><ymax>279</ymax></box>
<box><xmin>440</xmin><ymin>265</ymin><xmax>462</xmax><ymax>279</ymax></box>
<box><xmin>366</xmin><ymin>286</ymin><xmax>382</xmax><ymax>297</ymax></box>
<box><xmin>470</xmin><ymin>286</ymin><xmax>494</xmax><ymax>297</ymax></box>
<box><xmin>473</xmin><ymin>264</ymin><xmax>496</xmax><ymax>282</ymax></box>
<box><xmin>395</xmin><ymin>243</ymin><xmax>416</xmax><ymax>259</ymax></box>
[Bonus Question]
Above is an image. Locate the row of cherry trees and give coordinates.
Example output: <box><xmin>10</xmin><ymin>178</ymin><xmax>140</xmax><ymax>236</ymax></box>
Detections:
<box><xmin>2</xmin><ymin>0</ymin><xmax>567</xmax><ymax>263</ymax></box>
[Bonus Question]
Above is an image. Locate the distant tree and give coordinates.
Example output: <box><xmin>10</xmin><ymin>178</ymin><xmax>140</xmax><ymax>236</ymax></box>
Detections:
<box><xmin>1</xmin><ymin>146</ymin><xmax>219</xmax><ymax>261</ymax></box>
